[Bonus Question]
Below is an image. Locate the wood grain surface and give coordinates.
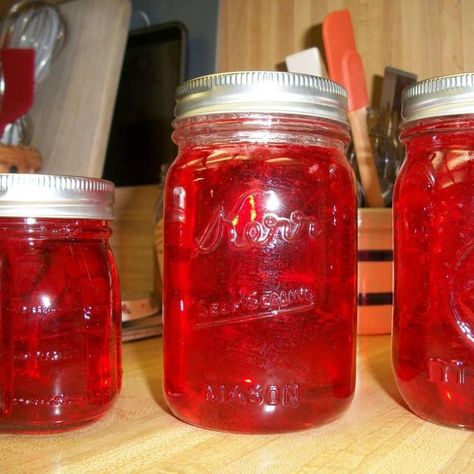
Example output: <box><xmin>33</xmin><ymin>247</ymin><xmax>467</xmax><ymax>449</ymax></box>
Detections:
<box><xmin>218</xmin><ymin>0</ymin><xmax>474</xmax><ymax>99</ymax></box>
<box><xmin>2</xmin><ymin>336</ymin><xmax>474</xmax><ymax>473</ymax></box>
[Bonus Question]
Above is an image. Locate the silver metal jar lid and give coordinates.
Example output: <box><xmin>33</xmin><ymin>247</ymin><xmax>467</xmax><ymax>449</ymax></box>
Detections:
<box><xmin>0</xmin><ymin>174</ymin><xmax>115</xmax><ymax>219</ymax></box>
<box><xmin>174</xmin><ymin>71</ymin><xmax>348</xmax><ymax>124</ymax></box>
<box><xmin>402</xmin><ymin>72</ymin><xmax>474</xmax><ymax>122</ymax></box>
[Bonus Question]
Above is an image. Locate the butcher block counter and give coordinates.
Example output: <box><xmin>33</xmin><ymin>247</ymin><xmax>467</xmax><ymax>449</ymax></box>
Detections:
<box><xmin>1</xmin><ymin>336</ymin><xmax>474</xmax><ymax>473</ymax></box>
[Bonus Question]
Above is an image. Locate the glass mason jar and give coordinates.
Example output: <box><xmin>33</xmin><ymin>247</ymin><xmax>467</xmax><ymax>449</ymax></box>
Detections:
<box><xmin>0</xmin><ymin>174</ymin><xmax>122</xmax><ymax>433</ymax></box>
<box><xmin>394</xmin><ymin>73</ymin><xmax>474</xmax><ymax>428</ymax></box>
<box><xmin>163</xmin><ymin>71</ymin><xmax>357</xmax><ymax>433</ymax></box>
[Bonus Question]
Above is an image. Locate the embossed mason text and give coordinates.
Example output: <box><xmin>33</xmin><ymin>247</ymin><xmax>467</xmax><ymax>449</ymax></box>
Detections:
<box><xmin>204</xmin><ymin>383</ymin><xmax>300</xmax><ymax>407</ymax></box>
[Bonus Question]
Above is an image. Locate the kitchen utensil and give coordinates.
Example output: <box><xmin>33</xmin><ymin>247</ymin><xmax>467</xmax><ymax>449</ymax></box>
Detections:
<box><xmin>380</xmin><ymin>66</ymin><xmax>417</xmax><ymax>121</ymax></box>
<box><xmin>0</xmin><ymin>48</ymin><xmax>35</xmax><ymax>136</ymax></box>
<box><xmin>323</xmin><ymin>9</ymin><xmax>384</xmax><ymax>207</ymax></box>
<box><xmin>366</xmin><ymin>108</ymin><xmax>398</xmax><ymax>206</ymax></box>
<box><xmin>285</xmin><ymin>47</ymin><xmax>327</xmax><ymax>77</ymax></box>
<box><xmin>3</xmin><ymin>0</ymin><xmax>66</xmax><ymax>85</ymax></box>
<box><xmin>0</xmin><ymin>114</ymin><xmax>33</xmax><ymax>146</ymax></box>
<box><xmin>0</xmin><ymin>1</ymin><xmax>66</xmax><ymax>145</ymax></box>
<box><xmin>379</xmin><ymin>66</ymin><xmax>417</xmax><ymax>168</ymax></box>
<box><xmin>367</xmin><ymin>67</ymin><xmax>418</xmax><ymax>205</ymax></box>
<box><xmin>322</xmin><ymin>9</ymin><xmax>355</xmax><ymax>84</ymax></box>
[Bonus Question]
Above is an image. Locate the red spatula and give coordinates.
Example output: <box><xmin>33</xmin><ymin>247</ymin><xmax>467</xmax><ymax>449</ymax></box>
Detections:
<box><xmin>0</xmin><ymin>48</ymin><xmax>35</xmax><ymax>136</ymax></box>
<box><xmin>322</xmin><ymin>9</ymin><xmax>356</xmax><ymax>87</ymax></box>
<box><xmin>323</xmin><ymin>10</ymin><xmax>384</xmax><ymax>207</ymax></box>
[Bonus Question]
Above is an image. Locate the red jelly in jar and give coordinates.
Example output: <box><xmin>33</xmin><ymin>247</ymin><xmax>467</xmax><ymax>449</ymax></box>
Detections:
<box><xmin>163</xmin><ymin>71</ymin><xmax>357</xmax><ymax>433</ymax></box>
<box><xmin>394</xmin><ymin>73</ymin><xmax>474</xmax><ymax>428</ymax></box>
<box><xmin>0</xmin><ymin>174</ymin><xmax>122</xmax><ymax>432</ymax></box>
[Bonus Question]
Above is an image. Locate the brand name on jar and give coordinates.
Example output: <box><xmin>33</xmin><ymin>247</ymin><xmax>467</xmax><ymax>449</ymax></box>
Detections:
<box><xmin>204</xmin><ymin>383</ymin><xmax>300</xmax><ymax>407</ymax></box>
<box><xmin>196</xmin><ymin>191</ymin><xmax>319</xmax><ymax>255</ymax></box>
<box><xmin>428</xmin><ymin>358</ymin><xmax>472</xmax><ymax>385</ymax></box>
<box><xmin>196</xmin><ymin>287</ymin><xmax>315</xmax><ymax>328</ymax></box>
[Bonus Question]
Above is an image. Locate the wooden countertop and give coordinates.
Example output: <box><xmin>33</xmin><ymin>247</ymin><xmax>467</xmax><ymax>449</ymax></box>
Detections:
<box><xmin>2</xmin><ymin>336</ymin><xmax>474</xmax><ymax>472</ymax></box>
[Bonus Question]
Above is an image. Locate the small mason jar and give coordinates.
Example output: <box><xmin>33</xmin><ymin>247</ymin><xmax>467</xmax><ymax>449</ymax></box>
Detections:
<box><xmin>394</xmin><ymin>73</ymin><xmax>474</xmax><ymax>428</ymax></box>
<box><xmin>163</xmin><ymin>71</ymin><xmax>357</xmax><ymax>433</ymax></box>
<box><xmin>0</xmin><ymin>174</ymin><xmax>122</xmax><ymax>432</ymax></box>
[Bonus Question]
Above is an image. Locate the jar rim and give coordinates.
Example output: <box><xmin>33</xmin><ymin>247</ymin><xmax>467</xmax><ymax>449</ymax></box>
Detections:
<box><xmin>0</xmin><ymin>173</ymin><xmax>115</xmax><ymax>219</ymax></box>
<box><xmin>174</xmin><ymin>71</ymin><xmax>349</xmax><ymax>125</ymax></box>
<box><xmin>171</xmin><ymin>112</ymin><xmax>351</xmax><ymax>147</ymax></box>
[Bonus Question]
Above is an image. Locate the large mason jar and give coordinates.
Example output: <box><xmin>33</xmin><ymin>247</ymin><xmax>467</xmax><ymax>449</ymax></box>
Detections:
<box><xmin>394</xmin><ymin>73</ymin><xmax>474</xmax><ymax>428</ymax></box>
<box><xmin>163</xmin><ymin>71</ymin><xmax>357</xmax><ymax>433</ymax></box>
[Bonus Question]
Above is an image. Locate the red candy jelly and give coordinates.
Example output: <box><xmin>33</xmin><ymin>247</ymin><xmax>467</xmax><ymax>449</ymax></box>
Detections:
<box><xmin>394</xmin><ymin>73</ymin><xmax>474</xmax><ymax>428</ymax></box>
<box><xmin>163</xmin><ymin>72</ymin><xmax>357</xmax><ymax>433</ymax></box>
<box><xmin>0</xmin><ymin>174</ymin><xmax>121</xmax><ymax>432</ymax></box>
